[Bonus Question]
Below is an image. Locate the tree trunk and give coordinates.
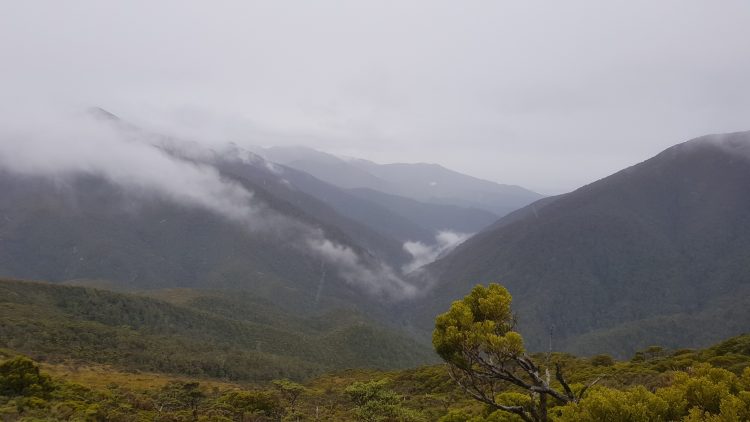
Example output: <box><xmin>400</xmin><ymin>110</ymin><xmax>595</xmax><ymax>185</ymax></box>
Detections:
<box><xmin>539</xmin><ymin>392</ymin><xmax>548</xmax><ymax>422</ymax></box>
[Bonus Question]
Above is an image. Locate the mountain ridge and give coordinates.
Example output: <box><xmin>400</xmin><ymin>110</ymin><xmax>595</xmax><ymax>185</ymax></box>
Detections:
<box><xmin>408</xmin><ymin>130</ymin><xmax>750</xmax><ymax>357</ymax></box>
<box><xmin>255</xmin><ymin>145</ymin><xmax>543</xmax><ymax>215</ymax></box>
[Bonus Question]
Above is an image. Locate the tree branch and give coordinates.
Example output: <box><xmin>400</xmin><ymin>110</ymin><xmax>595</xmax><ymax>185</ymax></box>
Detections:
<box><xmin>449</xmin><ymin>366</ymin><xmax>535</xmax><ymax>422</ymax></box>
<box><xmin>555</xmin><ymin>362</ymin><xmax>576</xmax><ymax>401</ymax></box>
<box><xmin>578</xmin><ymin>376</ymin><xmax>603</xmax><ymax>399</ymax></box>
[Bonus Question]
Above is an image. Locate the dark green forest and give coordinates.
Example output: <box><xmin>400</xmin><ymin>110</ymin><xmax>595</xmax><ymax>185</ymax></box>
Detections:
<box><xmin>0</xmin><ymin>279</ymin><xmax>433</xmax><ymax>382</ymax></box>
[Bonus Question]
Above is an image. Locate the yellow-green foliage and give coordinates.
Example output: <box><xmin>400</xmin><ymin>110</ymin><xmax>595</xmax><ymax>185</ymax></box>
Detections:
<box><xmin>0</xmin><ymin>356</ymin><xmax>53</xmax><ymax>397</ymax></box>
<box><xmin>1</xmin><ymin>349</ymin><xmax>750</xmax><ymax>421</ymax></box>
<box><xmin>40</xmin><ymin>361</ymin><xmax>242</xmax><ymax>391</ymax></box>
<box><xmin>344</xmin><ymin>379</ymin><xmax>426</xmax><ymax>422</ymax></box>
<box><xmin>433</xmin><ymin>284</ymin><xmax>524</xmax><ymax>368</ymax></box>
<box><xmin>557</xmin><ymin>386</ymin><xmax>670</xmax><ymax>422</ymax></box>
<box><xmin>556</xmin><ymin>365</ymin><xmax>750</xmax><ymax>422</ymax></box>
<box><xmin>431</xmin><ymin>284</ymin><xmax>750</xmax><ymax>422</ymax></box>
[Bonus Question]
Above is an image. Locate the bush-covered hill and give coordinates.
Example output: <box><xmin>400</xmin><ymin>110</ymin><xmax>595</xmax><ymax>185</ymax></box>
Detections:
<box><xmin>0</xmin><ymin>279</ymin><xmax>435</xmax><ymax>382</ymax></box>
<box><xmin>412</xmin><ymin>131</ymin><xmax>750</xmax><ymax>357</ymax></box>
<box><xmin>0</xmin><ymin>332</ymin><xmax>748</xmax><ymax>420</ymax></box>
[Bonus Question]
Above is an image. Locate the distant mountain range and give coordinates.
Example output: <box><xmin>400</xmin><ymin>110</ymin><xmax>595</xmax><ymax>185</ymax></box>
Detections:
<box><xmin>410</xmin><ymin>131</ymin><xmax>750</xmax><ymax>357</ymax></box>
<box><xmin>255</xmin><ymin>145</ymin><xmax>543</xmax><ymax>216</ymax></box>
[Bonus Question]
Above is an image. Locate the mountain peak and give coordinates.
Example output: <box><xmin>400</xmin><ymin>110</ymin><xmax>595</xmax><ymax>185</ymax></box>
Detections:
<box><xmin>687</xmin><ymin>130</ymin><xmax>750</xmax><ymax>157</ymax></box>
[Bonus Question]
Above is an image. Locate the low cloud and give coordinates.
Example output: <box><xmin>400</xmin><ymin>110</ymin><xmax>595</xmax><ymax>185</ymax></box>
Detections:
<box><xmin>403</xmin><ymin>230</ymin><xmax>472</xmax><ymax>273</ymax></box>
<box><xmin>0</xmin><ymin>109</ymin><xmax>258</xmax><ymax>224</ymax></box>
<box><xmin>0</xmin><ymin>107</ymin><xmax>421</xmax><ymax>300</ymax></box>
<box><xmin>308</xmin><ymin>237</ymin><xmax>418</xmax><ymax>299</ymax></box>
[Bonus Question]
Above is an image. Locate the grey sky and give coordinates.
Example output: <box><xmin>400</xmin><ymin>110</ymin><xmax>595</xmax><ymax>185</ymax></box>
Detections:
<box><xmin>2</xmin><ymin>1</ymin><xmax>749</xmax><ymax>194</ymax></box>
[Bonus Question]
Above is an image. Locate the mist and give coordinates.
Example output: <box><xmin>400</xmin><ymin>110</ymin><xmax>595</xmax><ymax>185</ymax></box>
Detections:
<box><xmin>403</xmin><ymin>231</ymin><xmax>471</xmax><ymax>273</ymax></box>
<box><xmin>0</xmin><ymin>108</ymin><xmax>421</xmax><ymax>300</ymax></box>
<box><xmin>2</xmin><ymin>1</ymin><xmax>750</xmax><ymax>194</ymax></box>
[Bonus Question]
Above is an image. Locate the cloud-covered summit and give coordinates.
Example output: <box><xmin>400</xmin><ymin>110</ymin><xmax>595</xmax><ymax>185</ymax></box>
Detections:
<box><xmin>2</xmin><ymin>1</ymin><xmax>750</xmax><ymax>193</ymax></box>
<box><xmin>0</xmin><ymin>108</ymin><xmax>428</xmax><ymax>300</ymax></box>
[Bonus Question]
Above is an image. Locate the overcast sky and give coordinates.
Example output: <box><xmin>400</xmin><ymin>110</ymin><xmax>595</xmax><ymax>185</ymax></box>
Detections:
<box><xmin>2</xmin><ymin>1</ymin><xmax>749</xmax><ymax>194</ymax></box>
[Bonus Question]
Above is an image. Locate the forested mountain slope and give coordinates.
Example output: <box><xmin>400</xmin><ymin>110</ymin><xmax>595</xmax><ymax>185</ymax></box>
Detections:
<box><xmin>411</xmin><ymin>131</ymin><xmax>750</xmax><ymax>357</ymax></box>
<box><xmin>0</xmin><ymin>279</ymin><xmax>435</xmax><ymax>381</ymax></box>
<box><xmin>0</xmin><ymin>170</ymin><xmax>369</xmax><ymax>310</ymax></box>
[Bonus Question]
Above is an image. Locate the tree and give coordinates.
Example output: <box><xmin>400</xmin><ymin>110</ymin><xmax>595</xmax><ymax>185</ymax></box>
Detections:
<box><xmin>344</xmin><ymin>379</ymin><xmax>425</xmax><ymax>422</ymax></box>
<box><xmin>214</xmin><ymin>390</ymin><xmax>283</xmax><ymax>421</ymax></box>
<box><xmin>0</xmin><ymin>356</ymin><xmax>53</xmax><ymax>397</ymax></box>
<box><xmin>271</xmin><ymin>379</ymin><xmax>305</xmax><ymax>420</ymax></box>
<box><xmin>589</xmin><ymin>354</ymin><xmax>615</xmax><ymax>367</ymax></box>
<box><xmin>432</xmin><ymin>284</ymin><xmax>597</xmax><ymax>422</ymax></box>
<box><xmin>155</xmin><ymin>381</ymin><xmax>205</xmax><ymax>419</ymax></box>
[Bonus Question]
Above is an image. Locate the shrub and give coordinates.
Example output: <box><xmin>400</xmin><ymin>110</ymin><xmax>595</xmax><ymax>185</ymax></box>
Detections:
<box><xmin>0</xmin><ymin>356</ymin><xmax>53</xmax><ymax>397</ymax></box>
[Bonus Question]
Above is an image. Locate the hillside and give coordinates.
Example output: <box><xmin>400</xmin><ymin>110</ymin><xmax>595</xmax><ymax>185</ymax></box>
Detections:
<box><xmin>0</xmin><ymin>279</ymin><xmax>435</xmax><ymax>381</ymax></box>
<box><xmin>264</xmin><ymin>162</ymin><xmax>437</xmax><ymax>244</ymax></box>
<box><xmin>411</xmin><ymin>131</ymin><xmax>750</xmax><ymax>357</ymax></box>
<box><xmin>0</xmin><ymin>110</ymin><xmax>444</xmax><ymax>320</ymax></box>
<box><xmin>0</xmin><ymin>170</ymin><xmax>369</xmax><ymax>311</ymax></box>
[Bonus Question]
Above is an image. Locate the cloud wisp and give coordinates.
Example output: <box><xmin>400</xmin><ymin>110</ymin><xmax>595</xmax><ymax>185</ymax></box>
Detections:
<box><xmin>402</xmin><ymin>230</ymin><xmax>472</xmax><ymax>273</ymax></box>
<box><xmin>308</xmin><ymin>237</ymin><xmax>418</xmax><ymax>299</ymax></box>
<box><xmin>0</xmin><ymin>109</ymin><xmax>258</xmax><ymax>224</ymax></box>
